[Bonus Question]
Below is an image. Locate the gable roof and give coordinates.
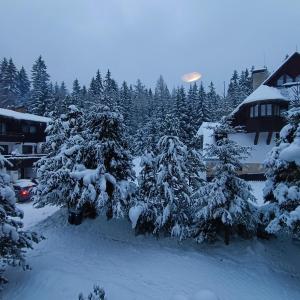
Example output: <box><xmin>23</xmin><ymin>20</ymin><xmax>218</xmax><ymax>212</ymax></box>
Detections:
<box><xmin>231</xmin><ymin>85</ymin><xmax>288</xmax><ymax>115</ymax></box>
<box><xmin>0</xmin><ymin>108</ymin><xmax>50</xmax><ymax>123</ymax></box>
<box><xmin>263</xmin><ymin>52</ymin><xmax>300</xmax><ymax>86</ymax></box>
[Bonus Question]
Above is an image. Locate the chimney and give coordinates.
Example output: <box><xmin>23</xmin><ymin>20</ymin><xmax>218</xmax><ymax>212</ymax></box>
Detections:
<box><xmin>252</xmin><ymin>68</ymin><xmax>269</xmax><ymax>90</ymax></box>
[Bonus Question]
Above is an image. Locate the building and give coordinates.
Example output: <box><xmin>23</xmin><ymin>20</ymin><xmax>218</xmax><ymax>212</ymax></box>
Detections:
<box><xmin>0</xmin><ymin>108</ymin><xmax>50</xmax><ymax>181</ymax></box>
<box><xmin>198</xmin><ymin>52</ymin><xmax>300</xmax><ymax>180</ymax></box>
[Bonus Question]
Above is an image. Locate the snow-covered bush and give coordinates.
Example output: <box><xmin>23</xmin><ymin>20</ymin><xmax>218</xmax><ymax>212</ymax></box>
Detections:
<box><xmin>130</xmin><ymin>135</ymin><xmax>201</xmax><ymax>240</ymax></box>
<box><xmin>0</xmin><ymin>153</ymin><xmax>40</xmax><ymax>287</ymax></box>
<box><xmin>193</xmin><ymin>118</ymin><xmax>258</xmax><ymax>244</ymax></box>
<box><xmin>78</xmin><ymin>285</ymin><xmax>106</xmax><ymax>300</ymax></box>
<box><xmin>263</xmin><ymin>107</ymin><xmax>300</xmax><ymax>237</ymax></box>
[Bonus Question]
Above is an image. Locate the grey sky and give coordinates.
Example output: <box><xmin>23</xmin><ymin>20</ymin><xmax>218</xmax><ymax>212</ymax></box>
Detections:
<box><xmin>0</xmin><ymin>0</ymin><xmax>299</xmax><ymax>93</ymax></box>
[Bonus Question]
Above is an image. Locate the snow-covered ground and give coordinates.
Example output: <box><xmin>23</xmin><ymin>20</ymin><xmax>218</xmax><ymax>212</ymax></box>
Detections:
<box><xmin>2</xmin><ymin>201</ymin><xmax>300</xmax><ymax>300</ymax></box>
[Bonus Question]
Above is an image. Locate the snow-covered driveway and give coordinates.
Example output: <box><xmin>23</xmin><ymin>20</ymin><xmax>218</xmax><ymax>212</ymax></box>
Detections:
<box><xmin>2</xmin><ymin>203</ymin><xmax>300</xmax><ymax>300</ymax></box>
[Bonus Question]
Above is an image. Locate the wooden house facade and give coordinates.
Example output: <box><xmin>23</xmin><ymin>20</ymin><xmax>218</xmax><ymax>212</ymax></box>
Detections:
<box><xmin>0</xmin><ymin>108</ymin><xmax>50</xmax><ymax>181</ymax></box>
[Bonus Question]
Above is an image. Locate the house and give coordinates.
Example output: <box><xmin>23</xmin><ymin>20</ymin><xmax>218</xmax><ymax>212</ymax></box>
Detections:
<box><xmin>0</xmin><ymin>108</ymin><xmax>50</xmax><ymax>181</ymax></box>
<box><xmin>198</xmin><ymin>52</ymin><xmax>300</xmax><ymax>180</ymax></box>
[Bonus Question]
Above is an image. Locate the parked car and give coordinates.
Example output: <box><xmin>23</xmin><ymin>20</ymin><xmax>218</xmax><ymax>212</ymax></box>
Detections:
<box><xmin>13</xmin><ymin>179</ymin><xmax>37</xmax><ymax>202</ymax></box>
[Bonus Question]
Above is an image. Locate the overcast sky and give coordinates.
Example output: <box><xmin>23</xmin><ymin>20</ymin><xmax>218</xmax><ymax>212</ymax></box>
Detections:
<box><xmin>1</xmin><ymin>0</ymin><xmax>300</xmax><ymax>93</ymax></box>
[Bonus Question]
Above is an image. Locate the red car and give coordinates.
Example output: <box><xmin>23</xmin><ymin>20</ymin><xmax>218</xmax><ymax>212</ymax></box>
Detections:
<box><xmin>13</xmin><ymin>179</ymin><xmax>37</xmax><ymax>202</ymax></box>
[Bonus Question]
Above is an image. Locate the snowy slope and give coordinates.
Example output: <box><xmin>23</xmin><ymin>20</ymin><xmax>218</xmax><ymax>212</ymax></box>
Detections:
<box><xmin>2</xmin><ymin>205</ymin><xmax>300</xmax><ymax>300</ymax></box>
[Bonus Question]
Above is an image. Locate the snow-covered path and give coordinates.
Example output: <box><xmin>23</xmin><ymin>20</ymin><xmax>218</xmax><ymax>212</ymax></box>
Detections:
<box><xmin>2</xmin><ymin>205</ymin><xmax>300</xmax><ymax>300</ymax></box>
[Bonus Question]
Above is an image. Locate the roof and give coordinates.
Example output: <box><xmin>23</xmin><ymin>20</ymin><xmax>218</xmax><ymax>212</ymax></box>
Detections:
<box><xmin>231</xmin><ymin>85</ymin><xmax>288</xmax><ymax>115</ymax></box>
<box><xmin>263</xmin><ymin>52</ymin><xmax>300</xmax><ymax>86</ymax></box>
<box><xmin>0</xmin><ymin>108</ymin><xmax>50</xmax><ymax>123</ymax></box>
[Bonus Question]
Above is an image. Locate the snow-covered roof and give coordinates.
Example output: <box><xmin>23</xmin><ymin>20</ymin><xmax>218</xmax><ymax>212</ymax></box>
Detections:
<box><xmin>0</xmin><ymin>108</ymin><xmax>50</xmax><ymax>123</ymax></box>
<box><xmin>231</xmin><ymin>85</ymin><xmax>288</xmax><ymax>115</ymax></box>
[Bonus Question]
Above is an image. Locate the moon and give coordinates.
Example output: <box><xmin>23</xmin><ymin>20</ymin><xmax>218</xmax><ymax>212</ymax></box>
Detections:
<box><xmin>181</xmin><ymin>72</ymin><xmax>202</xmax><ymax>83</ymax></box>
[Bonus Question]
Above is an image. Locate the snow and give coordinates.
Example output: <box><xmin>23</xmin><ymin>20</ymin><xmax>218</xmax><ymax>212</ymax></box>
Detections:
<box><xmin>249</xmin><ymin>181</ymin><xmax>265</xmax><ymax>206</ymax></box>
<box><xmin>231</xmin><ymin>85</ymin><xmax>288</xmax><ymax>115</ymax></box>
<box><xmin>0</xmin><ymin>108</ymin><xmax>50</xmax><ymax>123</ymax></box>
<box><xmin>16</xmin><ymin>202</ymin><xmax>59</xmax><ymax>229</ymax></box>
<box><xmin>279</xmin><ymin>136</ymin><xmax>300</xmax><ymax>166</ymax></box>
<box><xmin>129</xmin><ymin>205</ymin><xmax>144</xmax><ymax>228</ymax></box>
<box><xmin>198</xmin><ymin>124</ymin><xmax>277</xmax><ymax>164</ymax></box>
<box><xmin>228</xmin><ymin>132</ymin><xmax>276</xmax><ymax>164</ymax></box>
<box><xmin>13</xmin><ymin>179</ymin><xmax>36</xmax><ymax>188</ymax></box>
<box><xmin>2</xmin><ymin>203</ymin><xmax>300</xmax><ymax>300</ymax></box>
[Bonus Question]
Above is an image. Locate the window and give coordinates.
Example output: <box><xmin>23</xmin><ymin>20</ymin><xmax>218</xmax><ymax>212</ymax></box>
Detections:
<box><xmin>22</xmin><ymin>145</ymin><xmax>33</xmax><ymax>154</ymax></box>
<box><xmin>260</xmin><ymin>104</ymin><xmax>267</xmax><ymax>116</ymax></box>
<box><xmin>0</xmin><ymin>122</ymin><xmax>6</xmax><ymax>134</ymax></box>
<box><xmin>22</xmin><ymin>125</ymin><xmax>37</xmax><ymax>134</ymax></box>
<box><xmin>274</xmin><ymin>105</ymin><xmax>280</xmax><ymax>116</ymax></box>
<box><xmin>250</xmin><ymin>106</ymin><xmax>254</xmax><ymax>118</ymax></box>
<box><xmin>267</xmin><ymin>104</ymin><xmax>272</xmax><ymax>116</ymax></box>
<box><xmin>0</xmin><ymin>144</ymin><xmax>9</xmax><ymax>155</ymax></box>
<box><xmin>29</xmin><ymin>126</ymin><xmax>37</xmax><ymax>133</ymax></box>
<box><xmin>254</xmin><ymin>104</ymin><xmax>259</xmax><ymax>117</ymax></box>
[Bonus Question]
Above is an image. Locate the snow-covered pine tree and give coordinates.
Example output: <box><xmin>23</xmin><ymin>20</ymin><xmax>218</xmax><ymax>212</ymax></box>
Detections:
<box><xmin>29</xmin><ymin>56</ymin><xmax>51</xmax><ymax>115</ymax></box>
<box><xmin>76</xmin><ymin>105</ymin><xmax>135</xmax><ymax>219</ymax></box>
<box><xmin>263</xmin><ymin>107</ymin><xmax>300</xmax><ymax>237</ymax></box>
<box><xmin>103</xmin><ymin>70</ymin><xmax>119</xmax><ymax>108</ymax></box>
<box><xmin>206</xmin><ymin>82</ymin><xmax>221</xmax><ymax>121</ymax></box>
<box><xmin>193</xmin><ymin>117</ymin><xmax>258</xmax><ymax>244</ymax></box>
<box><xmin>174</xmin><ymin>86</ymin><xmax>196</xmax><ymax>146</ymax></box>
<box><xmin>0</xmin><ymin>152</ymin><xmax>40</xmax><ymax>286</ymax></box>
<box><xmin>34</xmin><ymin>105</ymin><xmax>85</xmax><ymax>208</ymax></box>
<box><xmin>130</xmin><ymin>129</ymin><xmax>194</xmax><ymax>240</ymax></box>
<box><xmin>0</xmin><ymin>58</ymin><xmax>20</xmax><ymax>108</ymax></box>
<box><xmin>16</xmin><ymin>66</ymin><xmax>31</xmax><ymax>106</ymax></box>
<box><xmin>198</xmin><ymin>82</ymin><xmax>210</xmax><ymax>122</ymax></box>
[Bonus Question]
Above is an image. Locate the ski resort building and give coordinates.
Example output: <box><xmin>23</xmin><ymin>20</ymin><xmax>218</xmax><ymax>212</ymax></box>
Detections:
<box><xmin>199</xmin><ymin>52</ymin><xmax>300</xmax><ymax>180</ymax></box>
<box><xmin>0</xmin><ymin>108</ymin><xmax>50</xmax><ymax>181</ymax></box>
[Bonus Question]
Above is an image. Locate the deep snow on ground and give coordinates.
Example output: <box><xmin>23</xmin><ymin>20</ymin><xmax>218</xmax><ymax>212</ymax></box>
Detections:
<box><xmin>2</xmin><ymin>203</ymin><xmax>300</xmax><ymax>300</ymax></box>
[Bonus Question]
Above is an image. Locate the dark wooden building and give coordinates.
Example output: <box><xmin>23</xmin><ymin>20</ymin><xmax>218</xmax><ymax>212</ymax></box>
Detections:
<box><xmin>0</xmin><ymin>108</ymin><xmax>50</xmax><ymax>180</ymax></box>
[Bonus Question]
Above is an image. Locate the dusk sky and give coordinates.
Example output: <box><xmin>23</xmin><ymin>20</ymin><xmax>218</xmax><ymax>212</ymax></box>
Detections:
<box><xmin>1</xmin><ymin>0</ymin><xmax>300</xmax><ymax>92</ymax></box>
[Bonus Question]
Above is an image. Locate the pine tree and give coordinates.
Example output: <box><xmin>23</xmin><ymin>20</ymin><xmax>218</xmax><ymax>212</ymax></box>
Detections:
<box><xmin>119</xmin><ymin>81</ymin><xmax>133</xmax><ymax>129</ymax></box>
<box><xmin>29</xmin><ymin>56</ymin><xmax>51</xmax><ymax>115</ymax></box>
<box><xmin>0</xmin><ymin>58</ymin><xmax>19</xmax><ymax>108</ymax></box>
<box><xmin>193</xmin><ymin>118</ymin><xmax>258</xmax><ymax>244</ymax></box>
<box><xmin>130</xmin><ymin>134</ymin><xmax>194</xmax><ymax>240</ymax></box>
<box><xmin>226</xmin><ymin>70</ymin><xmax>241</xmax><ymax>111</ymax></box>
<box><xmin>77</xmin><ymin>105</ymin><xmax>135</xmax><ymax>219</ymax></box>
<box><xmin>17</xmin><ymin>66</ymin><xmax>30</xmax><ymax>106</ymax></box>
<box><xmin>103</xmin><ymin>69</ymin><xmax>118</xmax><ymax>108</ymax></box>
<box><xmin>0</xmin><ymin>152</ymin><xmax>40</xmax><ymax>286</ymax></box>
<box><xmin>206</xmin><ymin>82</ymin><xmax>221</xmax><ymax>121</ymax></box>
<box><xmin>34</xmin><ymin>106</ymin><xmax>85</xmax><ymax>208</ymax></box>
<box><xmin>263</xmin><ymin>107</ymin><xmax>300</xmax><ymax>237</ymax></box>
<box><xmin>198</xmin><ymin>82</ymin><xmax>210</xmax><ymax>121</ymax></box>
